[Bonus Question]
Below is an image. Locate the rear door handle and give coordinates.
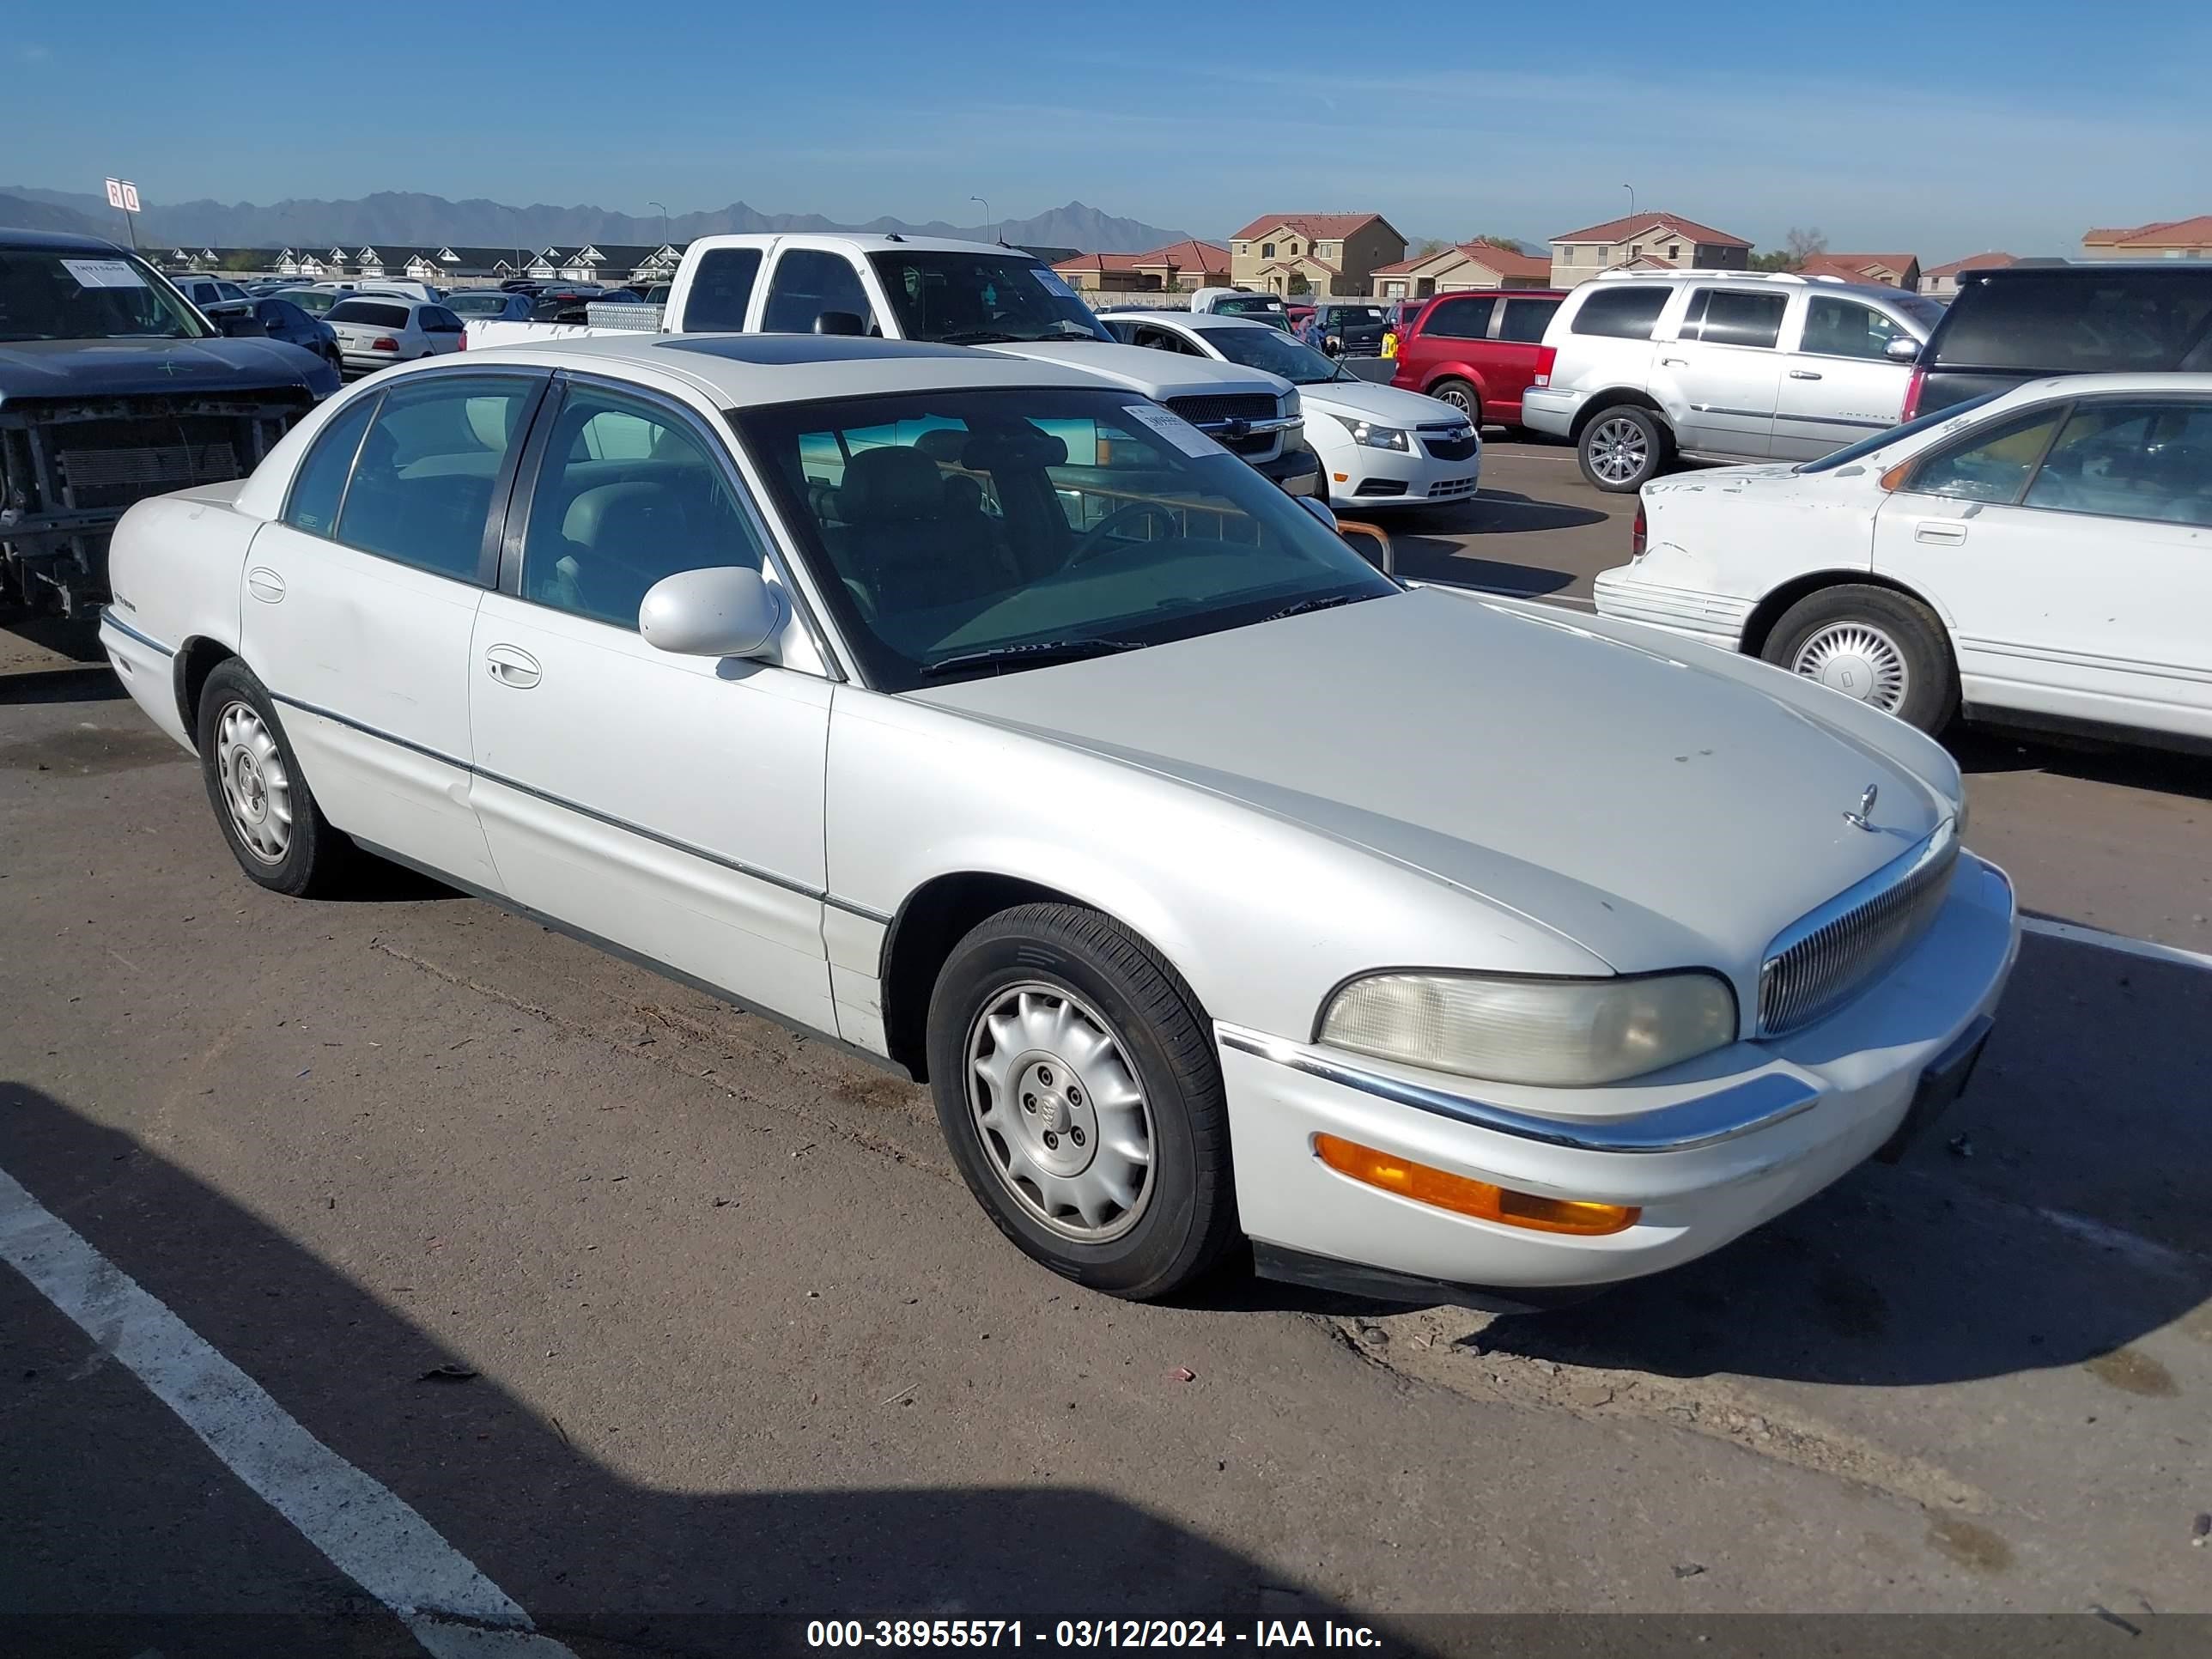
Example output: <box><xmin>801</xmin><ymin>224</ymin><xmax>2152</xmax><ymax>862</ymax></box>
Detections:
<box><xmin>1914</xmin><ymin>521</ymin><xmax>1968</xmax><ymax>545</ymax></box>
<box><xmin>1659</xmin><ymin>356</ymin><xmax>1688</xmax><ymax>367</ymax></box>
<box><xmin>1788</xmin><ymin>369</ymin><xmax>1823</xmax><ymax>380</ymax></box>
<box><xmin>246</xmin><ymin>566</ymin><xmax>286</xmax><ymax>604</ymax></box>
<box><xmin>484</xmin><ymin>644</ymin><xmax>542</xmax><ymax>688</ymax></box>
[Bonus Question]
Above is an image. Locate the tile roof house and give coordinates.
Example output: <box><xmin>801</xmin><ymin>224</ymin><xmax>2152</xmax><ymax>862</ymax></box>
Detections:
<box><xmin>2081</xmin><ymin>216</ymin><xmax>2212</xmax><ymax>259</ymax></box>
<box><xmin>1229</xmin><ymin>214</ymin><xmax>1407</xmax><ymax>296</ymax></box>
<box><xmin>1052</xmin><ymin>250</ymin><xmax>1151</xmax><ymax>294</ymax></box>
<box><xmin>1918</xmin><ymin>251</ymin><xmax>2018</xmax><ymax>296</ymax></box>
<box><xmin>1053</xmin><ymin>240</ymin><xmax>1232</xmax><ymax>295</ymax></box>
<box><xmin>1547</xmin><ymin>212</ymin><xmax>1751</xmax><ymax>289</ymax></box>
<box><xmin>1796</xmin><ymin>252</ymin><xmax>1922</xmax><ymax>289</ymax></box>
<box><xmin>1369</xmin><ymin>242</ymin><xmax>1553</xmax><ymax>300</ymax></box>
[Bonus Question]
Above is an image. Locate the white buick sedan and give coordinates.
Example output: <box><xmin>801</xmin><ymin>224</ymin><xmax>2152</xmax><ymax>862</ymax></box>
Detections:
<box><xmin>99</xmin><ymin>334</ymin><xmax>2018</xmax><ymax>1309</ymax></box>
<box><xmin>1595</xmin><ymin>374</ymin><xmax>2212</xmax><ymax>747</ymax></box>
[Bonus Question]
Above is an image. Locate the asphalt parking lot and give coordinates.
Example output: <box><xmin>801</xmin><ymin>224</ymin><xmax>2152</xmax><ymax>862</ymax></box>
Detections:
<box><xmin>3</xmin><ymin>444</ymin><xmax>2209</xmax><ymax>1655</ymax></box>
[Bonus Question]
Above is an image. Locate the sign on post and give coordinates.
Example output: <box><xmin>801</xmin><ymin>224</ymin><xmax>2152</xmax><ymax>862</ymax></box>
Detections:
<box><xmin>104</xmin><ymin>177</ymin><xmax>143</xmax><ymax>248</ymax></box>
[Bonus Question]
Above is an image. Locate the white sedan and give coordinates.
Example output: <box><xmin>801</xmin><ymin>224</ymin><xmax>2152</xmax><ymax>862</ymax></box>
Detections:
<box><xmin>1102</xmin><ymin>311</ymin><xmax>1481</xmax><ymax>509</ymax></box>
<box><xmin>324</xmin><ymin>295</ymin><xmax>466</xmax><ymax>376</ymax></box>
<box><xmin>98</xmin><ymin>333</ymin><xmax>2015</xmax><ymax>1310</ymax></box>
<box><xmin>1595</xmin><ymin>373</ymin><xmax>2212</xmax><ymax>745</ymax></box>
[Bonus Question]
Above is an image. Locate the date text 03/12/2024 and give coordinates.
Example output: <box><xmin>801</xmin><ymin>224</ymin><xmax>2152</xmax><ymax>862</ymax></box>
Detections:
<box><xmin>805</xmin><ymin>1620</ymin><xmax>1385</xmax><ymax>1649</ymax></box>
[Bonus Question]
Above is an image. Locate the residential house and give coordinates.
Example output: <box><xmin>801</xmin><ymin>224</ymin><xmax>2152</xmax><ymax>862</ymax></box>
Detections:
<box><xmin>2081</xmin><ymin>216</ymin><xmax>2212</xmax><ymax>260</ymax></box>
<box><xmin>1229</xmin><ymin>215</ymin><xmax>1408</xmax><ymax>297</ymax></box>
<box><xmin>1918</xmin><ymin>252</ymin><xmax>2018</xmax><ymax>297</ymax></box>
<box><xmin>161</xmin><ymin>247</ymin><xmax>281</xmax><ymax>273</ymax></box>
<box><xmin>1796</xmin><ymin>252</ymin><xmax>1922</xmax><ymax>289</ymax></box>
<box><xmin>396</xmin><ymin>246</ymin><xmax>536</xmax><ymax>283</ymax></box>
<box><xmin>1053</xmin><ymin>240</ymin><xmax>1233</xmax><ymax>295</ymax></box>
<box><xmin>1370</xmin><ymin>241</ymin><xmax>1553</xmax><ymax>300</ymax></box>
<box><xmin>1547</xmin><ymin>213</ymin><xmax>1751</xmax><ymax>289</ymax></box>
<box><xmin>520</xmin><ymin>244</ymin><xmax>685</xmax><ymax>285</ymax></box>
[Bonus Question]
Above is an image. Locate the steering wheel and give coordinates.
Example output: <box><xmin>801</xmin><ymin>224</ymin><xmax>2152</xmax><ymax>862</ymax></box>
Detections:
<box><xmin>1065</xmin><ymin>501</ymin><xmax>1182</xmax><ymax>569</ymax></box>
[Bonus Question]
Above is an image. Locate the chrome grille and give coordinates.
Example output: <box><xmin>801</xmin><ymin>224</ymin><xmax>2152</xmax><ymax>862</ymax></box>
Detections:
<box><xmin>1758</xmin><ymin>821</ymin><xmax>1959</xmax><ymax>1036</ymax></box>
<box><xmin>1165</xmin><ymin>393</ymin><xmax>1279</xmax><ymax>428</ymax></box>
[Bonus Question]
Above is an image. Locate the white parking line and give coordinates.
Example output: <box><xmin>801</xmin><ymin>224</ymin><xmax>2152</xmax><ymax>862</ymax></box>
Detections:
<box><xmin>0</xmin><ymin>1165</ymin><xmax>575</xmax><ymax>1658</ymax></box>
<box><xmin>2021</xmin><ymin>915</ymin><xmax>2212</xmax><ymax>972</ymax></box>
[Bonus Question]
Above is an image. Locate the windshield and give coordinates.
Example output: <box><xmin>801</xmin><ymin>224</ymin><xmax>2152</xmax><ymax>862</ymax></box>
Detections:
<box><xmin>1327</xmin><ymin>306</ymin><xmax>1387</xmax><ymax>327</ymax></box>
<box><xmin>1194</xmin><ymin>322</ymin><xmax>1347</xmax><ymax>385</ymax></box>
<box><xmin>1796</xmin><ymin>391</ymin><xmax>2004</xmax><ymax>474</ymax></box>
<box><xmin>1212</xmin><ymin>295</ymin><xmax>1284</xmax><ymax>319</ymax></box>
<box><xmin>733</xmin><ymin>386</ymin><xmax>1396</xmax><ymax>690</ymax></box>
<box><xmin>0</xmin><ymin>247</ymin><xmax>213</xmax><ymax>343</ymax></box>
<box><xmin>445</xmin><ymin>290</ymin><xmax>514</xmax><ymax>315</ymax></box>
<box><xmin>867</xmin><ymin>252</ymin><xmax>1109</xmax><ymax>344</ymax></box>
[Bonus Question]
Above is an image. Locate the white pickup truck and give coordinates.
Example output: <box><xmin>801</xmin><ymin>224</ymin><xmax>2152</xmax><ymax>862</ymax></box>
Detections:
<box><xmin>470</xmin><ymin>234</ymin><xmax>1318</xmax><ymax>495</ymax></box>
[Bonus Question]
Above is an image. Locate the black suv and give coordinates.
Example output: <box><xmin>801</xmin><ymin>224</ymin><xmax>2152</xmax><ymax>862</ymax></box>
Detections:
<box><xmin>1905</xmin><ymin>263</ymin><xmax>2212</xmax><ymax>417</ymax></box>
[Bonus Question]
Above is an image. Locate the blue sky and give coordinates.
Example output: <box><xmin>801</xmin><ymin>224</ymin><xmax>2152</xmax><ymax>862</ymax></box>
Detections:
<box><xmin>9</xmin><ymin>3</ymin><xmax>2208</xmax><ymax>258</ymax></box>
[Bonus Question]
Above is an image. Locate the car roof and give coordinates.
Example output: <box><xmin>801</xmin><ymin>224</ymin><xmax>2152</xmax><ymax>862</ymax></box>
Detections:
<box><xmin>0</xmin><ymin>226</ymin><xmax>131</xmax><ymax>254</ymax></box>
<box><xmin>462</xmin><ymin>331</ymin><xmax>1110</xmax><ymax>407</ymax></box>
<box><xmin>683</xmin><ymin>233</ymin><xmax>1037</xmax><ymax>258</ymax></box>
<box><xmin>1997</xmin><ymin>371</ymin><xmax>2212</xmax><ymax>398</ymax></box>
<box><xmin>1109</xmin><ymin>311</ymin><xmax>1275</xmax><ymax>332</ymax></box>
<box><xmin>1582</xmin><ymin>270</ymin><xmax>1917</xmax><ymax>303</ymax></box>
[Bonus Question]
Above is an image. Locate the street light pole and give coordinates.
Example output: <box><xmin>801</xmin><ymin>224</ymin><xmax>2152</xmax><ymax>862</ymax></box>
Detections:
<box><xmin>649</xmin><ymin>200</ymin><xmax>669</xmax><ymax>247</ymax></box>
<box><xmin>970</xmin><ymin>195</ymin><xmax>994</xmax><ymax>244</ymax></box>
<box><xmin>1623</xmin><ymin>185</ymin><xmax>1636</xmax><ymax>222</ymax></box>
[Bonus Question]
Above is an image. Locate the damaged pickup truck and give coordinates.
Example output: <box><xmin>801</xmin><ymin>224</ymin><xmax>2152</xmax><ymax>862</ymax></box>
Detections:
<box><xmin>1</xmin><ymin>229</ymin><xmax>339</xmax><ymax>615</ymax></box>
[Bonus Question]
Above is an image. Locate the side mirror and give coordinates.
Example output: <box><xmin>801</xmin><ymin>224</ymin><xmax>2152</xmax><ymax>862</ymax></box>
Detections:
<box><xmin>264</xmin><ymin>317</ymin><xmax>290</xmax><ymax>337</ymax></box>
<box><xmin>638</xmin><ymin>566</ymin><xmax>783</xmax><ymax>659</ymax></box>
<box><xmin>1297</xmin><ymin>495</ymin><xmax>1340</xmax><ymax>534</ymax></box>
<box><xmin>814</xmin><ymin>309</ymin><xmax>866</xmax><ymax>337</ymax></box>
<box><xmin>1885</xmin><ymin>335</ymin><xmax>1923</xmax><ymax>363</ymax></box>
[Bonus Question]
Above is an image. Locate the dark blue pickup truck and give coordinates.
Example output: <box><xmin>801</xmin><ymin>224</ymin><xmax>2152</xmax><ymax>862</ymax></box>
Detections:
<box><xmin>1</xmin><ymin>228</ymin><xmax>340</xmax><ymax>614</ymax></box>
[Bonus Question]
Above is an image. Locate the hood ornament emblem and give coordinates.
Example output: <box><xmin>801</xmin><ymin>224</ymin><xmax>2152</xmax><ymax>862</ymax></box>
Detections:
<box><xmin>1844</xmin><ymin>784</ymin><xmax>1879</xmax><ymax>832</ymax></box>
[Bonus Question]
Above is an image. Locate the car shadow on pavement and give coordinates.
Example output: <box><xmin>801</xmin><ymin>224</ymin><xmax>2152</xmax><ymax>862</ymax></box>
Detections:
<box><xmin>0</xmin><ymin>667</ymin><xmax>129</xmax><ymax>707</ymax></box>
<box><xmin>1950</xmin><ymin>726</ymin><xmax>2212</xmax><ymax>804</ymax></box>
<box><xmin>0</xmin><ymin>1082</ymin><xmax>1422</xmax><ymax>1658</ymax></box>
<box><xmin>1474</xmin><ymin>935</ymin><xmax>2210</xmax><ymax>1389</ymax></box>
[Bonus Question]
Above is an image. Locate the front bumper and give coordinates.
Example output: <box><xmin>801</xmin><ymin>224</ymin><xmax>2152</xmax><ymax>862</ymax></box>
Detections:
<box><xmin>1518</xmin><ymin>386</ymin><xmax>1581</xmax><ymax>439</ymax></box>
<box><xmin>1592</xmin><ymin>565</ymin><xmax>1754</xmax><ymax>648</ymax></box>
<box><xmin>1218</xmin><ymin>853</ymin><xmax>2019</xmax><ymax>1297</ymax></box>
<box><xmin>1256</xmin><ymin>441</ymin><xmax>1321</xmax><ymax>497</ymax></box>
<box><xmin>1319</xmin><ymin>433</ymin><xmax>1482</xmax><ymax>508</ymax></box>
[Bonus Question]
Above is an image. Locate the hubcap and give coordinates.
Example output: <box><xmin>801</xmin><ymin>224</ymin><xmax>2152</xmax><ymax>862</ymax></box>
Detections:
<box><xmin>1437</xmin><ymin>385</ymin><xmax>1473</xmax><ymax>413</ymax></box>
<box><xmin>215</xmin><ymin>701</ymin><xmax>293</xmax><ymax>864</ymax></box>
<box><xmin>1792</xmin><ymin>622</ymin><xmax>1909</xmax><ymax>712</ymax></box>
<box><xmin>965</xmin><ymin>983</ymin><xmax>1155</xmax><ymax>1243</ymax></box>
<box><xmin>1588</xmin><ymin>416</ymin><xmax>1650</xmax><ymax>484</ymax></box>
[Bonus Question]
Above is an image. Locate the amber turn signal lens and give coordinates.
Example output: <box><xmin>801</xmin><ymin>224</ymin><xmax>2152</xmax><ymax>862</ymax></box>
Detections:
<box><xmin>1313</xmin><ymin>1134</ymin><xmax>1639</xmax><ymax>1237</ymax></box>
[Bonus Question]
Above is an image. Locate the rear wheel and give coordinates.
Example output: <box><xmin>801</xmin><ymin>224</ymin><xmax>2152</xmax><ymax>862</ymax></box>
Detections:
<box><xmin>196</xmin><ymin>659</ymin><xmax>353</xmax><ymax>896</ymax></box>
<box><xmin>1578</xmin><ymin>405</ymin><xmax>1669</xmax><ymax>491</ymax></box>
<box><xmin>1428</xmin><ymin>378</ymin><xmax>1479</xmax><ymax>420</ymax></box>
<box><xmin>1761</xmin><ymin>585</ymin><xmax>1958</xmax><ymax>733</ymax></box>
<box><xmin>926</xmin><ymin>902</ymin><xmax>1239</xmax><ymax>1300</ymax></box>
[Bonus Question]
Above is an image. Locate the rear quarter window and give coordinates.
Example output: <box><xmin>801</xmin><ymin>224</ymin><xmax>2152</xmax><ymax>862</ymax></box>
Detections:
<box><xmin>1571</xmin><ymin>286</ymin><xmax>1670</xmax><ymax>341</ymax></box>
<box><xmin>1936</xmin><ymin>272</ymin><xmax>2212</xmax><ymax>373</ymax></box>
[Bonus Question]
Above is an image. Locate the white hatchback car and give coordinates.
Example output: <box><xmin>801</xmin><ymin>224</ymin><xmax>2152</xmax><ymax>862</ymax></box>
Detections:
<box><xmin>97</xmin><ymin>334</ymin><xmax>2016</xmax><ymax>1310</ymax></box>
<box><xmin>1522</xmin><ymin>270</ymin><xmax>1943</xmax><ymax>491</ymax></box>
<box><xmin>1103</xmin><ymin>311</ymin><xmax>1481</xmax><ymax>508</ymax></box>
<box><xmin>325</xmin><ymin>295</ymin><xmax>466</xmax><ymax>376</ymax></box>
<box><xmin>1594</xmin><ymin>374</ymin><xmax>2212</xmax><ymax>746</ymax></box>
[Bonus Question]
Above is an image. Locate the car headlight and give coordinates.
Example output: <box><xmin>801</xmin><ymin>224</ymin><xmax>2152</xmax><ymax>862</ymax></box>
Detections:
<box><xmin>1317</xmin><ymin>970</ymin><xmax>1738</xmax><ymax>1087</ymax></box>
<box><xmin>1284</xmin><ymin>388</ymin><xmax>1302</xmax><ymax>420</ymax></box>
<box><xmin>1328</xmin><ymin>411</ymin><xmax>1409</xmax><ymax>451</ymax></box>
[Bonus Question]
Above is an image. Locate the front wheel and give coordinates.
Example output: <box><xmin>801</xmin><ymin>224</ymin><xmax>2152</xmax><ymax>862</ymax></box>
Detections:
<box><xmin>926</xmin><ymin>903</ymin><xmax>1239</xmax><ymax>1300</ymax></box>
<box><xmin>1578</xmin><ymin>405</ymin><xmax>1669</xmax><ymax>491</ymax></box>
<box><xmin>1760</xmin><ymin>585</ymin><xmax>1959</xmax><ymax>733</ymax></box>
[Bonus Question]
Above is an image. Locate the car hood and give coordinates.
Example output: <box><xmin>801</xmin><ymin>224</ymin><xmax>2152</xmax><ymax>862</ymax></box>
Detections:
<box><xmin>0</xmin><ymin>337</ymin><xmax>331</xmax><ymax>404</ymax></box>
<box><xmin>909</xmin><ymin>586</ymin><xmax>1951</xmax><ymax>982</ymax></box>
<box><xmin>984</xmin><ymin>341</ymin><xmax>1293</xmax><ymax>402</ymax></box>
<box><xmin>1301</xmin><ymin>377</ymin><xmax>1468</xmax><ymax>428</ymax></box>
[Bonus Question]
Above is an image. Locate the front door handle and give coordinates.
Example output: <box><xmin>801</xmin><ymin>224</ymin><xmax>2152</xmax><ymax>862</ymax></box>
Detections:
<box><xmin>1659</xmin><ymin>356</ymin><xmax>1688</xmax><ymax>367</ymax></box>
<box><xmin>1914</xmin><ymin>521</ymin><xmax>1968</xmax><ymax>546</ymax></box>
<box><xmin>1789</xmin><ymin>369</ymin><xmax>1823</xmax><ymax>380</ymax></box>
<box><xmin>484</xmin><ymin>644</ymin><xmax>542</xmax><ymax>689</ymax></box>
<box><xmin>246</xmin><ymin>566</ymin><xmax>286</xmax><ymax>604</ymax></box>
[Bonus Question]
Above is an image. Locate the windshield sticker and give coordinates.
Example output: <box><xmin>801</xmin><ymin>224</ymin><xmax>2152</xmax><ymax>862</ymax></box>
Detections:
<box><xmin>1032</xmin><ymin>266</ymin><xmax>1080</xmax><ymax>301</ymax></box>
<box><xmin>63</xmin><ymin>258</ymin><xmax>146</xmax><ymax>289</ymax></box>
<box><xmin>1121</xmin><ymin>403</ymin><xmax>1220</xmax><ymax>459</ymax></box>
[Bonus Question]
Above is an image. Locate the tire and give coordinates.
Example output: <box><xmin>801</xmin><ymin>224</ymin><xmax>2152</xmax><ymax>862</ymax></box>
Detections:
<box><xmin>1577</xmin><ymin>404</ymin><xmax>1669</xmax><ymax>491</ymax></box>
<box><xmin>925</xmin><ymin>902</ymin><xmax>1239</xmax><ymax>1300</ymax></box>
<box><xmin>195</xmin><ymin>659</ymin><xmax>353</xmax><ymax>896</ymax></box>
<box><xmin>1428</xmin><ymin>377</ymin><xmax>1479</xmax><ymax>420</ymax></box>
<box><xmin>1760</xmin><ymin>585</ymin><xmax>1959</xmax><ymax>734</ymax></box>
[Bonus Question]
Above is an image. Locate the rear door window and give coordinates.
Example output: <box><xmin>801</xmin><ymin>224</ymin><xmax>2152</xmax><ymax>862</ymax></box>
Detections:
<box><xmin>762</xmin><ymin>249</ymin><xmax>876</xmax><ymax>335</ymax></box>
<box><xmin>683</xmin><ymin>247</ymin><xmax>763</xmax><ymax>331</ymax></box>
<box><xmin>1570</xmin><ymin>285</ymin><xmax>1669</xmax><ymax>340</ymax></box>
<box><xmin>333</xmin><ymin>374</ymin><xmax>541</xmax><ymax>581</ymax></box>
<box><xmin>1937</xmin><ymin>272</ymin><xmax>2212</xmax><ymax>372</ymax></box>
<box><xmin>1423</xmin><ymin>296</ymin><xmax>1494</xmax><ymax>339</ymax></box>
<box><xmin>1905</xmin><ymin>405</ymin><xmax>2067</xmax><ymax>503</ymax></box>
<box><xmin>1495</xmin><ymin>296</ymin><xmax>1559</xmax><ymax>343</ymax></box>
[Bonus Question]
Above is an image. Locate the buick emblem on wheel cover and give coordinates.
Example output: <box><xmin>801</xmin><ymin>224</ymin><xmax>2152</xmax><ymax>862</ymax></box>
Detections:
<box><xmin>1844</xmin><ymin>783</ymin><xmax>1879</xmax><ymax>831</ymax></box>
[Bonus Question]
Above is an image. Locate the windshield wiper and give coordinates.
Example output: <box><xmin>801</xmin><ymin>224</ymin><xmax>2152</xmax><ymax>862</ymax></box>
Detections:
<box><xmin>937</xmin><ymin>328</ymin><xmax>1023</xmax><ymax>344</ymax></box>
<box><xmin>920</xmin><ymin>637</ymin><xmax>1146</xmax><ymax>678</ymax></box>
<box><xmin>1261</xmin><ymin>592</ymin><xmax>1376</xmax><ymax>623</ymax></box>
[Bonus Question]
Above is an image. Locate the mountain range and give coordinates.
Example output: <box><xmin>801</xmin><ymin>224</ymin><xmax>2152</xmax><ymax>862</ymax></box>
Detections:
<box><xmin>0</xmin><ymin>188</ymin><xmax>1191</xmax><ymax>254</ymax></box>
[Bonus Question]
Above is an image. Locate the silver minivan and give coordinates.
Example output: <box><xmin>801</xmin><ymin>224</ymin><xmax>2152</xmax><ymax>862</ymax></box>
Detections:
<box><xmin>1521</xmin><ymin>270</ymin><xmax>1945</xmax><ymax>490</ymax></box>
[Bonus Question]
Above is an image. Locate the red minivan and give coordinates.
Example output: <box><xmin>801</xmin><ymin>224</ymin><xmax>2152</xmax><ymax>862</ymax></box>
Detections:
<box><xmin>1390</xmin><ymin>289</ymin><xmax>1565</xmax><ymax>427</ymax></box>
